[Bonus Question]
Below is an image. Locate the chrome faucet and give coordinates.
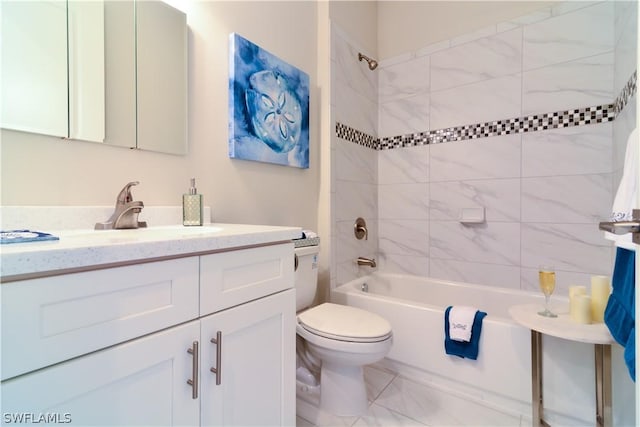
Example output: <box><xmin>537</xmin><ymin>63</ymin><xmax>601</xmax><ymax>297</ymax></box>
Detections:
<box><xmin>95</xmin><ymin>181</ymin><xmax>148</xmax><ymax>230</ymax></box>
<box><xmin>357</xmin><ymin>257</ymin><xmax>376</xmax><ymax>268</ymax></box>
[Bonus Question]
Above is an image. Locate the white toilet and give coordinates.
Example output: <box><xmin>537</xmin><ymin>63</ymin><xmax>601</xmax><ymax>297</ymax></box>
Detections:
<box><xmin>294</xmin><ymin>243</ymin><xmax>392</xmax><ymax>416</ymax></box>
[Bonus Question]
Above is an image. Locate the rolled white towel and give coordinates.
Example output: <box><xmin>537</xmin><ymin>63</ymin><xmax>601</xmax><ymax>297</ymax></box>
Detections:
<box><xmin>449</xmin><ymin>306</ymin><xmax>478</xmax><ymax>342</ymax></box>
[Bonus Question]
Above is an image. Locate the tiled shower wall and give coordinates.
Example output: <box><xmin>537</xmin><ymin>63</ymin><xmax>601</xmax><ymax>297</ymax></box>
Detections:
<box><xmin>331</xmin><ymin>0</ymin><xmax>638</xmax><ymax>295</ymax></box>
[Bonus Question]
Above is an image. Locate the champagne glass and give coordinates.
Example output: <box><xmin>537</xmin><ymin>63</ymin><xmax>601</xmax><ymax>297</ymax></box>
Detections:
<box><xmin>538</xmin><ymin>265</ymin><xmax>557</xmax><ymax>318</ymax></box>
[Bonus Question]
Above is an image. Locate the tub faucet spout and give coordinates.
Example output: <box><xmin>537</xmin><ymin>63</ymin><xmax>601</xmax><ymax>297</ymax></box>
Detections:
<box><xmin>357</xmin><ymin>257</ymin><xmax>376</xmax><ymax>268</ymax></box>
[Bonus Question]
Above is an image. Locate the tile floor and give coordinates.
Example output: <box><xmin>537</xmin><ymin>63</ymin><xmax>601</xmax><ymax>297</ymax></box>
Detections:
<box><xmin>296</xmin><ymin>364</ymin><xmax>524</xmax><ymax>427</ymax></box>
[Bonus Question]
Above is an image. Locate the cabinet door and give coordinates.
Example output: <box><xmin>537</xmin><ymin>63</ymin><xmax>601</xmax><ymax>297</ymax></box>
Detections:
<box><xmin>200</xmin><ymin>289</ymin><xmax>296</xmax><ymax>427</ymax></box>
<box><xmin>1</xmin><ymin>321</ymin><xmax>200</xmax><ymax>426</ymax></box>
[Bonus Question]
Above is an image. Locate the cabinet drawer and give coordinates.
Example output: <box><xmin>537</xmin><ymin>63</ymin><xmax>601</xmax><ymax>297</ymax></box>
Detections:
<box><xmin>200</xmin><ymin>243</ymin><xmax>294</xmax><ymax>315</ymax></box>
<box><xmin>1</xmin><ymin>257</ymin><xmax>199</xmax><ymax>380</ymax></box>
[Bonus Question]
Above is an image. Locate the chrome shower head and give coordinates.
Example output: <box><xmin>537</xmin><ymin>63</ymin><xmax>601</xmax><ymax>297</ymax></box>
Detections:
<box><xmin>358</xmin><ymin>52</ymin><xmax>378</xmax><ymax>71</ymax></box>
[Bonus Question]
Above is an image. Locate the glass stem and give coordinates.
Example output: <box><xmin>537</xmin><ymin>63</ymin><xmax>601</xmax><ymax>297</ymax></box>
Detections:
<box><xmin>544</xmin><ymin>294</ymin><xmax>550</xmax><ymax>312</ymax></box>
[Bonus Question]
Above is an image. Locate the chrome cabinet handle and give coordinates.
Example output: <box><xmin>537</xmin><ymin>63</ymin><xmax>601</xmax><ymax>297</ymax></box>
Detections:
<box><xmin>599</xmin><ymin>209</ymin><xmax>640</xmax><ymax>244</ymax></box>
<box><xmin>210</xmin><ymin>331</ymin><xmax>222</xmax><ymax>385</ymax></box>
<box><xmin>187</xmin><ymin>341</ymin><xmax>199</xmax><ymax>399</ymax></box>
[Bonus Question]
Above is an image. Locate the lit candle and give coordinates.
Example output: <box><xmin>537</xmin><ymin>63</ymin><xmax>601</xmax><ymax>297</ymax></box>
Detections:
<box><xmin>573</xmin><ymin>295</ymin><xmax>592</xmax><ymax>324</ymax></box>
<box><xmin>569</xmin><ymin>285</ymin><xmax>587</xmax><ymax>321</ymax></box>
<box><xmin>590</xmin><ymin>275</ymin><xmax>611</xmax><ymax>323</ymax></box>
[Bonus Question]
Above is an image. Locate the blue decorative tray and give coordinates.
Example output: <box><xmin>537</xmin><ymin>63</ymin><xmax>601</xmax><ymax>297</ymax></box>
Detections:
<box><xmin>1</xmin><ymin>230</ymin><xmax>60</xmax><ymax>244</ymax></box>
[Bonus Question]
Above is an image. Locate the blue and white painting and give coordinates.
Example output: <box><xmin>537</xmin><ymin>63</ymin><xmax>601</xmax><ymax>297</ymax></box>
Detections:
<box><xmin>229</xmin><ymin>33</ymin><xmax>310</xmax><ymax>168</ymax></box>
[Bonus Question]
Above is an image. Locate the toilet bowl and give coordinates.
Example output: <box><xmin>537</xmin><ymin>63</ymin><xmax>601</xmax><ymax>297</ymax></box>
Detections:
<box><xmin>294</xmin><ymin>240</ymin><xmax>393</xmax><ymax>417</ymax></box>
<box><xmin>296</xmin><ymin>302</ymin><xmax>392</xmax><ymax>416</ymax></box>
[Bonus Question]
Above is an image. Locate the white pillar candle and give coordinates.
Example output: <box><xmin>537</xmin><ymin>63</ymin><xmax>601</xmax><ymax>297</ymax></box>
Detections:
<box><xmin>590</xmin><ymin>275</ymin><xmax>611</xmax><ymax>323</ymax></box>
<box><xmin>569</xmin><ymin>285</ymin><xmax>587</xmax><ymax>321</ymax></box>
<box><xmin>573</xmin><ymin>294</ymin><xmax>592</xmax><ymax>324</ymax></box>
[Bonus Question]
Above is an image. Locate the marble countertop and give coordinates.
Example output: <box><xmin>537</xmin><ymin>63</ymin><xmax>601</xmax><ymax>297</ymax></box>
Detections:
<box><xmin>509</xmin><ymin>304</ymin><xmax>614</xmax><ymax>345</ymax></box>
<box><xmin>1</xmin><ymin>223</ymin><xmax>302</xmax><ymax>280</ymax></box>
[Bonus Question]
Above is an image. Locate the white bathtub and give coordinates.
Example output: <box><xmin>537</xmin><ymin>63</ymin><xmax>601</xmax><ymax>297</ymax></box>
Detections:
<box><xmin>332</xmin><ymin>273</ymin><xmax>634</xmax><ymax>426</ymax></box>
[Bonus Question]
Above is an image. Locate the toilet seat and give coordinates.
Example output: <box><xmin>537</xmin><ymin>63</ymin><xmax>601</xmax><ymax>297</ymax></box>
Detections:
<box><xmin>297</xmin><ymin>303</ymin><xmax>392</xmax><ymax>343</ymax></box>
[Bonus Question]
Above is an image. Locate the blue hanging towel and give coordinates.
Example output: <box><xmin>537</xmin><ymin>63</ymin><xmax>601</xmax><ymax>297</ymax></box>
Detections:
<box><xmin>604</xmin><ymin>247</ymin><xmax>636</xmax><ymax>382</ymax></box>
<box><xmin>444</xmin><ymin>306</ymin><xmax>487</xmax><ymax>360</ymax></box>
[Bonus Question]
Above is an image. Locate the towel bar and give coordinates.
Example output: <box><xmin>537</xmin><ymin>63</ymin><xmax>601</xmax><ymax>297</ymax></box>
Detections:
<box><xmin>598</xmin><ymin>209</ymin><xmax>640</xmax><ymax>244</ymax></box>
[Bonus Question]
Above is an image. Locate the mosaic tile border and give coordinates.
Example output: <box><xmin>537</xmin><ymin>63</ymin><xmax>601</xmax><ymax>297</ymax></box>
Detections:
<box><xmin>336</xmin><ymin>71</ymin><xmax>636</xmax><ymax>151</ymax></box>
<box><xmin>614</xmin><ymin>70</ymin><xmax>637</xmax><ymax>115</ymax></box>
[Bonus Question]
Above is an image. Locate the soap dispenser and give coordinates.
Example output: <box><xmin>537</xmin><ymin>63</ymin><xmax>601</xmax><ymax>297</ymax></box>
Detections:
<box><xmin>183</xmin><ymin>178</ymin><xmax>203</xmax><ymax>226</ymax></box>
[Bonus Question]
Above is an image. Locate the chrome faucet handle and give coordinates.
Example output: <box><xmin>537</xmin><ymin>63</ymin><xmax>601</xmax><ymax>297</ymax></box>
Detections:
<box><xmin>354</xmin><ymin>217</ymin><xmax>368</xmax><ymax>240</ymax></box>
<box><xmin>116</xmin><ymin>181</ymin><xmax>140</xmax><ymax>205</ymax></box>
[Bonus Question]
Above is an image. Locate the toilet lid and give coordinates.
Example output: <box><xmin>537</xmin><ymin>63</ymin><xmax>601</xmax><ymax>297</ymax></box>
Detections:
<box><xmin>298</xmin><ymin>303</ymin><xmax>392</xmax><ymax>342</ymax></box>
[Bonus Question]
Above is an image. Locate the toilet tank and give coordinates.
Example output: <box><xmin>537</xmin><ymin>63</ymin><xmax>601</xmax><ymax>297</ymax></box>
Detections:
<box><xmin>294</xmin><ymin>244</ymin><xmax>320</xmax><ymax>311</ymax></box>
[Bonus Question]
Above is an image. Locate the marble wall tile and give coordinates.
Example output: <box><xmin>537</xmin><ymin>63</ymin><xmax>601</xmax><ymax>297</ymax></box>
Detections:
<box><xmin>415</xmin><ymin>39</ymin><xmax>450</xmax><ymax>57</ymax></box>
<box><xmin>522</xmin><ymin>174</ymin><xmax>612</xmax><ymax>223</ymax></box>
<box><xmin>336</xmin><ymin>260</ymin><xmax>360</xmax><ymax>288</ymax></box>
<box><xmin>612</xmin><ymin>94</ymin><xmax>636</xmax><ymax>176</ymax></box>
<box><xmin>521</xmin><ymin>267</ymin><xmax>603</xmax><ymax>296</ymax></box>
<box><xmin>378</xmin><ymin>52</ymin><xmax>415</xmax><ymax>69</ymax></box>
<box><xmin>429</xmin><ymin>221</ymin><xmax>521</xmax><ymax>266</ymax></box>
<box><xmin>613</xmin><ymin>1</ymin><xmax>637</xmax><ymax>94</ymax></box>
<box><xmin>522</xmin><ymin>53</ymin><xmax>614</xmax><ymax>115</ymax></box>
<box><xmin>521</xmin><ymin>123</ymin><xmax>612</xmax><ymax>177</ymax></box>
<box><xmin>431</xmin><ymin>28</ymin><xmax>522</xmax><ymax>92</ymax></box>
<box><xmin>430</xmin><ymin>135</ymin><xmax>521</xmax><ymax>182</ymax></box>
<box><xmin>379</xmin><ymin>93</ymin><xmax>430</xmax><ymax>138</ymax></box>
<box><xmin>378</xmin><ymin>253</ymin><xmax>429</xmax><ymax>277</ymax></box>
<box><xmin>331</xmin><ymin>2</ymin><xmax>620</xmax><ymax>291</ymax></box>
<box><xmin>379</xmin><ymin>183</ymin><xmax>429</xmax><ymax>220</ymax></box>
<box><xmin>430</xmin><ymin>74</ymin><xmax>521</xmax><ymax>130</ymax></box>
<box><xmin>523</xmin><ymin>2</ymin><xmax>614</xmax><ymax>71</ymax></box>
<box><xmin>430</xmin><ymin>179</ymin><xmax>521</xmax><ymax>222</ymax></box>
<box><xmin>551</xmin><ymin>1</ymin><xmax>603</xmax><ymax>17</ymax></box>
<box><xmin>336</xmin><ymin>219</ymin><xmax>377</xmax><ymax>267</ymax></box>
<box><xmin>521</xmin><ymin>223</ymin><xmax>611</xmax><ymax>274</ymax></box>
<box><xmin>331</xmin><ymin>26</ymin><xmax>377</xmax><ymax>103</ymax></box>
<box><xmin>335</xmin><ymin>139</ymin><xmax>378</xmax><ymax>184</ymax></box>
<box><xmin>333</xmin><ymin>64</ymin><xmax>378</xmax><ymax>135</ymax></box>
<box><xmin>379</xmin><ymin>146</ymin><xmax>429</xmax><ymax>184</ymax></box>
<box><xmin>615</xmin><ymin>1</ymin><xmax>636</xmax><ymax>40</ymax></box>
<box><xmin>496</xmin><ymin>7</ymin><xmax>552</xmax><ymax>33</ymax></box>
<box><xmin>450</xmin><ymin>24</ymin><xmax>497</xmax><ymax>47</ymax></box>
<box><xmin>335</xmin><ymin>180</ymin><xmax>377</xmax><ymax>222</ymax></box>
<box><xmin>378</xmin><ymin>55</ymin><xmax>430</xmax><ymax>104</ymax></box>
<box><xmin>430</xmin><ymin>258</ymin><xmax>522</xmax><ymax>290</ymax></box>
<box><xmin>379</xmin><ymin>219</ymin><xmax>429</xmax><ymax>257</ymax></box>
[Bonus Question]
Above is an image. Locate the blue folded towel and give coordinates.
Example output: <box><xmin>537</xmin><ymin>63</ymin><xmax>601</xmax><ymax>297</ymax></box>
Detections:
<box><xmin>604</xmin><ymin>247</ymin><xmax>636</xmax><ymax>381</ymax></box>
<box><xmin>444</xmin><ymin>306</ymin><xmax>487</xmax><ymax>360</ymax></box>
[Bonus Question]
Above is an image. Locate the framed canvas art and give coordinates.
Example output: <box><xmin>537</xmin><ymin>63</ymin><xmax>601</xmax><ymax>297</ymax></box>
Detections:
<box><xmin>228</xmin><ymin>33</ymin><xmax>310</xmax><ymax>168</ymax></box>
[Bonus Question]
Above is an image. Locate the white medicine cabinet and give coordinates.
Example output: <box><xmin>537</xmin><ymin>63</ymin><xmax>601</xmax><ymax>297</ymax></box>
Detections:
<box><xmin>1</xmin><ymin>0</ymin><xmax>187</xmax><ymax>155</ymax></box>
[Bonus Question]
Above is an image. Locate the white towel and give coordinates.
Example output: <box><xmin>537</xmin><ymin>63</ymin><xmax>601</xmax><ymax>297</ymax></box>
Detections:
<box><xmin>605</xmin><ymin>128</ymin><xmax>638</xmax><ymax>251</ymax></box>
<box><xmin>448</xmin><ymin>306</ymin><xmax>478</xmax><ymax>342</ymax></box>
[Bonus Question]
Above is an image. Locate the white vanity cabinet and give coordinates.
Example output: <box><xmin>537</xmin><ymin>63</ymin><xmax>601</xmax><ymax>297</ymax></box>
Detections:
<box><xmin>1</xmin><ymin>240</ymin><xmax>296</xmax><ymax>426</ymax></box>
